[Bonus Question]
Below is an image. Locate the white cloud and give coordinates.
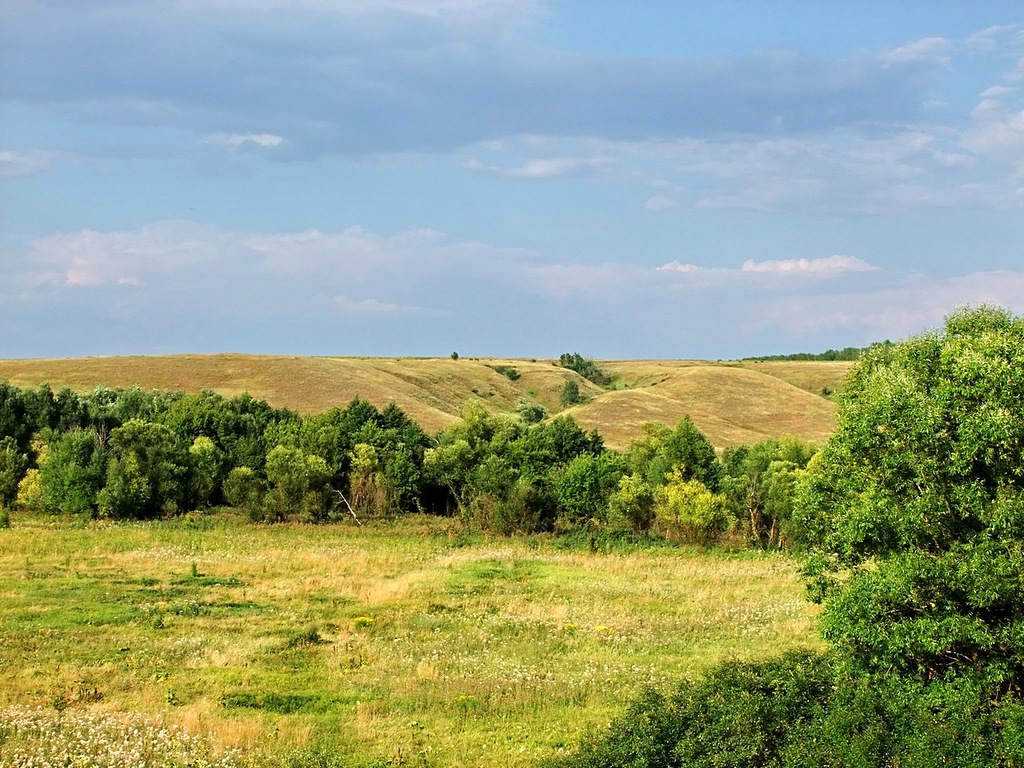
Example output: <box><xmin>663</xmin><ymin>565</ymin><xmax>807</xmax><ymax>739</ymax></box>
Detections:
<box><xmin>880</xmin><ymin>37</ymin><xmax>951</xmax><ymax>65</ymax></box>
<box><xmin>966</xmin><ymin>24</ymin><xmax>1023</xmax><ymax>53</ymax></box>
<box><xmin>741</xmin><ymin>255</ymin><xmax>878</xmax><ymax>277</ymax></box>
<box><xmin>644</xmin><ymin>195</ymin><xmax>680</xmax><ymax>212</ymax></box>
<box><xmin>967</xmin><ymin>25</ymin><xmax>1015</xmax><ymax>52</ymax></box>
<box><xmin>23</xmin><ymin>222</ymin><xmax>229</xmax><ymax>289</ymax></box>
<box><xmin>653</xmin><ymin>255</ymin><xmax>877</xmax><ymax>289</ymax></box>
<box><xmin>744</xmin><ymin>270</ymin><xmax>1024</xmax><ymax>341</ymax></box>
<box><xmin>332</xmin><ymin>295</ymin><xmax>422</xmax><ymax>314</ymax></box>
<box><xmin>0</xmin><ymin>149</ymin><xmax>59</xmax><ymax>178</ymax></box>
<box><xmin>202</xmin><ymin>133</ymin><xmax>285</xmax><ymax>149</ymax></box>
<box><xmin>7</xmin><ymin>221</ymin><xmax>531</xmax><ymax>310</ymax></box>
<box><xmin>657</xmin><ymin>261</ymin><xmax>703</xmax><ymax>274</ymax></box>
<box><xmin>523</xmin><ymin>263</ymin><xmax>645</xmax><ymax>300</ymax></box>
<box><xmin>463</xmin><ymin>156</ymin><xmax>605</xmax><ymax>178</ymax></box>
<box><xmin>5</xmin><ymin>219</ymin><xmax>1024</xmax><ymax>359</ymax></box>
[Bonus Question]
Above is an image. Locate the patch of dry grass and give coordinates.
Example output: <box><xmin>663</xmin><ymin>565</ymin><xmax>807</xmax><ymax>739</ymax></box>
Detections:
<box><xmin>0</xmin><ymin>354</ymin><xmax>850</xmax><ymax>449</ymax></box>
<box><xmin>570</xmin><ymin>363</ymin><xmax>841</xmax><ymax>449</ymax></box>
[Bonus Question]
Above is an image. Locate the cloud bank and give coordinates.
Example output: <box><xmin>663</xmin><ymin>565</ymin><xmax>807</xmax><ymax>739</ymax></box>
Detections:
<box><xmin>3</xmin><ymin>221</ymin><xmax>1022</xmax><ymax>359</ymax></box>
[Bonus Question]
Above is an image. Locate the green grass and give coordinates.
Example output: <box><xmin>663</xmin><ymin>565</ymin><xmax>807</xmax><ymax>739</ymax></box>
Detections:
<box><xmin>0</xmin><ymin>513</ymin><xmax>822</xmax><ymax>767</ymax></box>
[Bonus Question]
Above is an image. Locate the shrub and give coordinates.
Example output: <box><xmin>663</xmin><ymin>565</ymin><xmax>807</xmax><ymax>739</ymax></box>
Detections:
<box><xmin>560</xmin><ymin>379</ymin><xmax>586</xmax><ymax>407</ymax></box>
<box><xmin>558</xmin><ymin>353</ymin><xmax>612</xmax><ymax>386</ymax></box>
<box><xmin>222</xmin><ymin>466</ymin><xmax>265</xmax><ymax>520</ymax></box>
<box><xmin>655</xmin><ymin>470</ymin><xmax>732</xmax><ymax>545</ymax></box>
<box><xmin>608</xmin><ymin>473</ymin><xmax>656</xmax><ymax>534</ymax></box>
<box><xmin>548</xmin><ymin>652</ymin><xmax>833</xmax><ymax>768</ymax></box>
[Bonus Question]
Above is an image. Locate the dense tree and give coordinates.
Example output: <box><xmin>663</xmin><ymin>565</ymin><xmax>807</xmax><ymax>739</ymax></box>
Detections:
<box><xmin>98</xmin><ymin>420</ymin><xmax>190</xmax><ymax>518</ymax></box>
<box><xmin>607</xmin><ymin>473</ymin><xmax>656</xmax><ymax>534</ymax></box>
<box><xmin>553</xmin><ymin>452</ymin><xmax>623</xmax><ymax>530</ymax></box>
<box><xmin>554</xmin><ymin>306</ymin><xmax>1024</xmax><ymax>768</ymax></box>
<box><xmin>188</xmin><ymin>435</ymin><xmax>225</xmax><ymax>507</ymax></box>
<box><xmin>801</xmin><ymin>306</ymin><xmax>1024</xmax><ymax>693</ymax></box>
<box><xmin>40</xmin><ymin>429</ymin><xmax>107</xmax><ymax>515</ymax></box>
<box><xmin>222</xmin><ymin>466</ymin><xmax>265</xmax><ymax>520</ymax></box>
<box><xmin>560</xmin><ymin>378</ymin><xmax>585</xmax><ymax>407</ymax></box>
<box><xmin>626</xmin><ymin>418</ymin><xmax>721</xmax><ymax>492</ymax></box>
<box><xmin>0</xmin><ymin>382</ymin><xmax>31</xmax><ymax>452</ymax></box>
<box><xmin>557</xmin><ymin>352</ymin><xmax>612</xmax><ymax>386</ymax></box>
<box><xmin>655</xmin><ymin>469</ymin><xmax>731</xmax><ymax>544</ymax></box>
<box><xmin>516</xmin><ymin>400</ymin><xmax>547</xmax><ymax>424</ymax></box>
<box><xmin>264</xmin><ymin>445</ymin><xmax>333</xmax><ymax>522</ymax></box>
<box><xmin>721</xmin><ymin>438</ymin><xmax>816</xmax><ymax>548</ymax></box>
<box><xmin>0</xmin><ymin>436</ymin><xmax>29</xmax><ymax>507</ymax></box>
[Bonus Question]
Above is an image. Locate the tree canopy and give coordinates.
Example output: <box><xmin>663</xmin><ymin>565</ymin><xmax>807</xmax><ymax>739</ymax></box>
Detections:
<box><xmin>802</xmin><ymin>305</ymin><xmax>1024</xmax><ymax>692</ymax></box>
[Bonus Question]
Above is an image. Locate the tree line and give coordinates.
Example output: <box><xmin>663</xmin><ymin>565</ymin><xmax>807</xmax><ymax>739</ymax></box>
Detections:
<box><xmin>0</xmin><ymin>380</ymin><xmax>818</xmax><ymax>546</ymax></box>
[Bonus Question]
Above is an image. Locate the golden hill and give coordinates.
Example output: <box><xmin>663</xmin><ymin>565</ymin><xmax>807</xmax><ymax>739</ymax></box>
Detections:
<box><xmin>0</xmin><ymin>355</ymin><xmax>853</xmax><ymax>450</ymax></box>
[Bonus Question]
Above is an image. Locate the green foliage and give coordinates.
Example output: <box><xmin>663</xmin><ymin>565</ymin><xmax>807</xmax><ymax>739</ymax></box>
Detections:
<box><xmin>560</xmin><ymin>378</ymin><xmax>586</xmax><ymax>407</ymax></box>
<box><xmin>188</xmin><ymin>435</ymin><xmax>225</xmax><ymax>507</ymax></box>
<box><xmin>549</xmin><ymin>652</ymin><xmax>833</xmax><ymax>768</ymax></box>
<box><xmin>0</xmin><ymin>436</ymin><xmax>28</xmax><ymax>507</ymax></box>
<box><xmin>15</xmin><ymin>468</ymin><xmax>43</xmax><ymax>513</ymax></box>
<box><xmin>720</xmin><ymin>438</ymin><xmax>816</xmax><ymax>548</ymax></box>
<box><xmin>553</xmin><ymin>651</ymin><xmax>1024</xmax><ymax>768</ymax></box>
<box><xmin>558</xmin><ymin>307</ymin><xmax>1024</xmax><ymax>768</ymax></box>
<box><xmin>488</xmin><ymin>363</ymin><xmax>520</xmax><ymax>380</ymax></box>
<box><xmin>607</xmin><ymin>473</ymin><xmax>657</xmax><ymax>534</ymax></box>
<box><xmin>553</xmin><ymin>452</ymin><xmax>622</xmax><ymax>530</ymax></box>
<box><xmin>98</xmin><ymin>419</ymin><xmax>190</xmax><ymax>518</ymax></box>
<box><xmin>0</xmin><ymin>382</ymin><xmax>31</xmax><ymax>452</ymax></box>
<box><xmin>264</xmin><ymin>445</ymin><xmax>332</xmax><ymax>522</ymax></box>
<box><xmin>627</xmin><ymin>417</ymin><xmax>721</xmax><ymax>492</ymax></box>
<box><xmin>425</xmin><ymin>406</ymin><xmax>605</xmax><ymax>533</ymax></box>
<box><xmin>655</xmin><ymin>470</ymin><xmax>732</xmax><ymax>545</ymax></box>
<box><xmin>516</xmin><ymin>400</ymin><xmax>547</xmax><ymax>424</ymax></box>
<box><xmin>557</xmin><ymin>352</ymin><xmax>612</xmax><ymax>386</ymax></box>
<box><xmin>40</xmin><ymin>428</ymin><xmax>107</xmax><ymax>515</ymax></box>
<box><xmin>745</xmin><ymin>345</ymin><xmax>871</xmax><ymax>362</ymax></box>
<box><xmin>222</xmin><ymin>466</ymin><xmax>265</xmax><ymax>520</ymax></box>
<box><xmin>801</xmin><ymin>306</ymin><xmax>1024</xmax><ymax>692</ymax></box>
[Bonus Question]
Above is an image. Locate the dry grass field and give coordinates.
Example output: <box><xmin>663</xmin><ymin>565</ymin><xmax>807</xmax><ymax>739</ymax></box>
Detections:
<box><xmin>0</xmin><ymin>355</ymin><xmax>853</xmax><ymax>450</ymax></box>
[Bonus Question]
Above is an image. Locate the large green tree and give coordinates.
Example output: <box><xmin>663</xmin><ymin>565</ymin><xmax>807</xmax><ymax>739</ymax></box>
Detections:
<box><xmin>98</xmin><ymin>419</ymin><xmax>190</xmax><ymax>518</ymax></box>
<box><xmin>801</xmin><ymin>306</ymin><xmax>1024</xmax><ymax>693</ymax></box>
<box><xmin>40</xmin><ymin>428</ymin><xmax>108</xmax><ymax>515</ymax></box>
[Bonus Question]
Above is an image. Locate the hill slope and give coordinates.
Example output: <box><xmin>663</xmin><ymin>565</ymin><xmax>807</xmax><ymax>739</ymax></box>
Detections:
<box><xmin>0</xmin><ymin>355</ymin><xmax>852</xmax><ymax>450</ymax></box>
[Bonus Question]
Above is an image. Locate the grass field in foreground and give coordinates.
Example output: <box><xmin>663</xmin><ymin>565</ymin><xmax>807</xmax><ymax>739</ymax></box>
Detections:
<box><xmin>0</xmin><ymin>513</ymin><xmax>822</xmax><ymax>767</ymax></box>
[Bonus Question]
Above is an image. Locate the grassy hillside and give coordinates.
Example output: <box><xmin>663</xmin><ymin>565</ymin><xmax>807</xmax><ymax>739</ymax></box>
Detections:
<box><xmin>0</xmin><ymin>354</ymin><xmax>853</xmax><ymax>449</ymax></box>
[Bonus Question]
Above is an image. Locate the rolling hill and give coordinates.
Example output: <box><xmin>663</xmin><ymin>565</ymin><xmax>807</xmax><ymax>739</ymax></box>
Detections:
<box><xmin>0</xmin><ymin>355</ymin><xmax>853</xmax><ymax>450</ymax></box>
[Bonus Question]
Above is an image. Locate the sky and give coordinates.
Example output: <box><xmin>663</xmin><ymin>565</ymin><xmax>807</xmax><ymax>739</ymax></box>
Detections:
<box><xmin>2</xmin><ymin>1</ymin><xmax>1023</xmax><ymax>360</ymax></box>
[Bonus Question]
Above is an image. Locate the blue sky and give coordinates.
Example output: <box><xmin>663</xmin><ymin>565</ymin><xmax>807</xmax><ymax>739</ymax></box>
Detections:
<box><xmin>2</xmin><ymin>1</ymin><xmax>1022</xmax><ymax>360</ymax></box>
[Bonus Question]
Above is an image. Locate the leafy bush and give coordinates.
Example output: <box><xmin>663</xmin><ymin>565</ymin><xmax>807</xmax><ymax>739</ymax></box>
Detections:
<box><xmin>488</xmin><ymin>364</ymin><xmax>521</xmax><ymax>380</ymax></box>
<box><xmin>608</xmin><ymin>473</ymin><xmax>656</xmax><ymax>534</ymax></box>
<box><xmin>558</xmin><ymin>352</ymin><xmax>612</xmax><ymax>386</ymax></box>
<box><xmin>560</xmin><ymin>379</ymin><xmax>586</xmax><ymax>407</ymax></box>
<box><xmin>548</xmin><ymin>652</ymin><xmax>833</xmax><ymax>768</ymax></box>
<box><xmin>551</xmin><ymin>652</ymin><xmax>1024</xmax><ymax>768</ymax></box>
<box><xmin>655</xmin><ymin>470</ymin><xmax>732</xmax><ymax>544</ymax></box>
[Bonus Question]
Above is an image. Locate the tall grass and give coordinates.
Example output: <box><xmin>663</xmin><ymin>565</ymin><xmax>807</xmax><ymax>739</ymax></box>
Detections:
<box><xmin>0</xmin><ymin>513</ymin><xmax>821</xmax><ymax>767</ymax></box>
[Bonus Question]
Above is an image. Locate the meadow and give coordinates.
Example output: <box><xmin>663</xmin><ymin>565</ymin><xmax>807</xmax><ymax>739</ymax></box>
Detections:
<box><xmin>0</xmin><ymin>513</ymin><xmax>821</xmax><ymax>767</ymax></box>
